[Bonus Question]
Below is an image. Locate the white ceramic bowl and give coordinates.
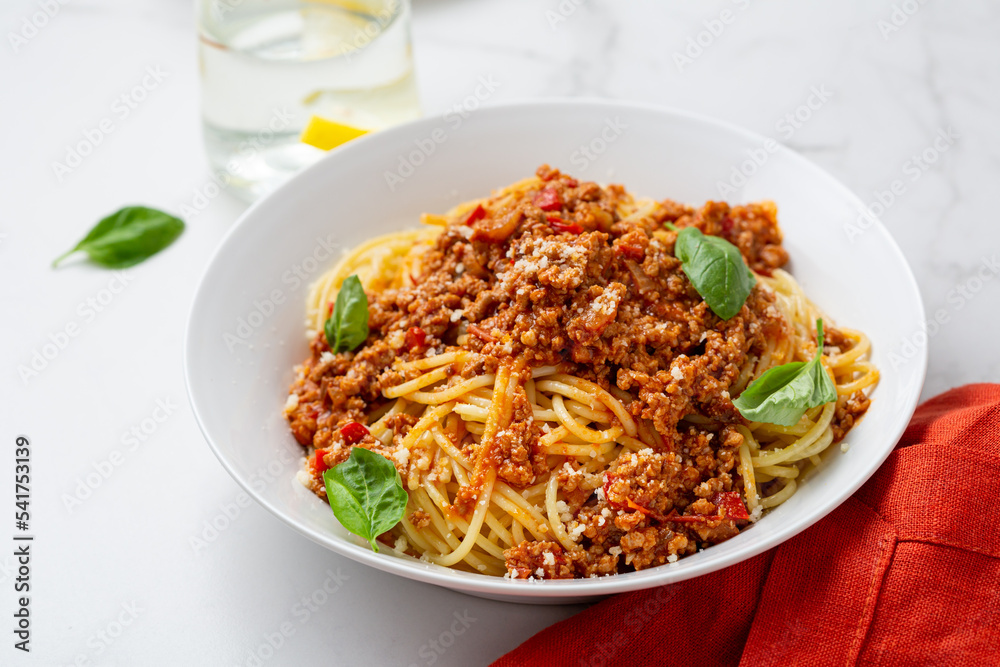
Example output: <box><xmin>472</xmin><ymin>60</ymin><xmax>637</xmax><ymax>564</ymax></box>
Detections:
<box><xmin>184</xmin><ymin>100</ymin><xmax>926</xmax><ymax>604</ymax></box>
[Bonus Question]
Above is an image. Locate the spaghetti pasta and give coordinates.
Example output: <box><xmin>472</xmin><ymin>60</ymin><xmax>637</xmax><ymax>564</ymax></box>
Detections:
<box><xmin>285</xmin><ymin>166</ymin><xmax>878</xmax><ymax>579</ymax></box>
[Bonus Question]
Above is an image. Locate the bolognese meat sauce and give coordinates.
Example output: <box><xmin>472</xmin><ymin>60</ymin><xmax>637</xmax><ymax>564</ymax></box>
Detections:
<box><xmin>286</xmin><ymin>165</ymin><xmax>870</xmax><ymax>578</ymax></box>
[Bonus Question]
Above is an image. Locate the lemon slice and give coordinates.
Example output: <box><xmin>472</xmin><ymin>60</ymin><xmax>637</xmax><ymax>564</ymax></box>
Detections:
<box><xmin>300</xmin><ymin>116</ymin><xmax>369</xmax><ymax>151</ymax></box>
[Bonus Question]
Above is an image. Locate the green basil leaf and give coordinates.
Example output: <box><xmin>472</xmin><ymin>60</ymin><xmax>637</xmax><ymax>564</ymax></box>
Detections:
<box><xmin>674</xmin><ymin>226</ymin><xmax>756</xmax><ymax>320</ymax></box>
<box><xmin>733</xmin><ymin>319</ymin><xmax>839</xmax><ymax>426</ymax></box>
<box><xmin>53</xmin><ymin>206</ymin><xmax>184</xmax><ymax>268</ymax></box>
<box><xmin>324</xmin><ymin>274</ymin><xmax>369</xmax><ymax>353</ymax></box>
<box><xmin>322</xmin><ymin>447</ymin><xmax>407</xmax><ymax>552</ymax></box>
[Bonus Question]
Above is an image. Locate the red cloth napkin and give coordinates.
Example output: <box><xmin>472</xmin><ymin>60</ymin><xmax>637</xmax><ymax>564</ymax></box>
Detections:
<box><xmin>494</xmin><ymin>384</ymin><xmax>1000</xmax><ymax>667</ymax></box>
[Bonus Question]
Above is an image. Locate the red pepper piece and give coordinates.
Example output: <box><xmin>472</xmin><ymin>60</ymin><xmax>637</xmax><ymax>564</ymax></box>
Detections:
<box><xmin>533</xmin><ymin>187</ymin><xmax>563</xmax><ymax>212</ymax></box>
<box><xmin>405</xmin><ymin>326</ymin><xmax>427</xmax><ymax>351</ymax></box>
<box><xmin>466</xmin><ymin>323</ymin><xmax>496</xmax><ymax>343</ymax></box>
<box><xmin>626</xmin><ymin>498</ymin><xmax>652</xmax><ymax>516</ymax></box>
<box><xmin>565</xmin><ymin>178</ymin><xmax>578</xmax><ymax>188</ymax></box>
<box><xmin>713</xmin><ymin>491</ymin><xmax>750</xmax><ymax>521</ymax></box>
<box><xmin>615</xmin><ymin>243</ymin><xmax>645</xmax><ymax>260</ymax></box>
<box><xmin>314</xmin><ymin>450</ymin><xmax>331</xmax><ymax>475</ymax></box>
<box><xmin>549</xmin><ymin>216</ymin><xmax>583</xmax><ymax>234</ymax></box>
<box><xmin>340</xmin><ymin>421</ymin><xmax>369</xmax><ymax>445</ymax></box>
<box><xmin>465</xmin><ymin>204</ymin><xmax>487</xmax><ymax>225</ymax></box>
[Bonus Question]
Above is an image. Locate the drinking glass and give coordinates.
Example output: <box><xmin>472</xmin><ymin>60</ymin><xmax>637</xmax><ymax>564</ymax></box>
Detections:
<box><xmin>197</xmin><ymin>0</ymin><xmax>421</xmax><ymax>200</ymax></box>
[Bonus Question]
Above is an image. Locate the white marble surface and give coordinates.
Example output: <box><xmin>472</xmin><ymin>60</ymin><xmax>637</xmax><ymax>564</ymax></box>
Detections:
<box><xmin>1</xmin><ymin>0</ymin><xmax>998</xmax><ymax>665</ymax></box>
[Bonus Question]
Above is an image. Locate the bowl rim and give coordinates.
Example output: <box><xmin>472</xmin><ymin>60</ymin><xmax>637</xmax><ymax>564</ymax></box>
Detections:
<box><xmin>184</xmin><ymin>98</ymin><xmax>927</xmax><ymax>599</ymax></box>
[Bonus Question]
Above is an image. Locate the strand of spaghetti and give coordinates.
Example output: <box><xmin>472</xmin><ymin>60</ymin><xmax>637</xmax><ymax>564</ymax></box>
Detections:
<box><xmin>834</xmin><ymin>360</ymin><xmax>878</xmax><ymax>379</ymax></box>
<box><xmin>751</xmin><ymin>419</ymin><xmax>811</xmax><ymax>438</ymax></box>
<box><xmin>835</xmin><ymin>365</ymin><xmax>880</xmax><ymax>395</ymax></box>
<box><xmin>426</xmin><ymin>477</ymin><xmax>495</xmax><ymax>567</ymax></box>
<box><xmin>542</xmin><ymin>442</ymin><xmax>617</xmax><ymax>458</ymax></box>
<box><xmin>549</xmin><ymin>374</ymin><xmax>637</xmax><ymax>437</ymax></box>
<box><xmin>752</xmin><ymin>402</ymin><xmax>835</xmax><ymax>467</ymax></box>
<box><xmin>564</xmin><ymin>399</ymin><xmax>613</xmax><ymax>424</ymax></box>
<box><xmin>760</xmin><ymin>478</ymin><xmax>798</xmax><ymax>509</ymax></box>
<box><xmin>827</xmin><ymin>330</ymin><xmax>870</xmax><ymax>368</ymax></box>
<box><xmin>443</xmin><ymin>361</ymin><xmax>514</xmax><ymax>567</ymax></box>
<box><xmin>383</xmin><ymin>365</ymin><xmax>451</xmax><ymax>398</ymax></box>
<box><xmin>790</xmin><ymin>428</ymin><xmax>834</xmax><ymax>462</ymax></box>
<box><xmin>545</xmin><ymin>474</ymin><xmax>582</xmax><ymax>552</ymax></box>
<box><xmin>408</xmin><ymin>374</ymin><xmax>497</xmax><ymax>405</ymax></box>
<box><xmin>490</xmin><ymin>486</ymin><xmax>550</xmax><ymax>538</ymax></box>
<box><xmin>530</xmin><ymin>366</ymin><xmax>559</xmax><ymax>379</ymax></box>
<box><xmin>582</xmin><ymin>444</ymin><xmax>626</xmax><ymax>473</ymax></box>
<box><xmin>441</xmin><ymin>437</ymin><xmax>550</xmax><ymax>541</ymax></box>
<box><xmin>458</xmin><ymin>393</ymin><xmax>491</xmax><ymax>409</ymax></box>
<box><xmin>635</xmin><ymin>419</ymin><xmax>664</xmax><ymax>450</ymax></box>
<box><xmin>738</xmin><ymin>439</ymin><xmax>759</xmax><ymax>515</ymax></box>
<box><xmin>454</xmin><ymin>401</ymin><xmax>560</xmax><ymax>424</ymax></box>
<box><xmin>535</xmin><ymin>380</ymin><xmax>602</xmax><ymax>409</ymax></box>
<box><xmin>552</xmin><ymin>394</ymin><xmax>624</xmax><ymax>444</ymax></box>
<box><xmin>399</xmin><ymin>403</ymin><xmax>454</xmax><ymax>451</ymax></box>
<box><xmin>413</xmin><ymin>487</ymin><xmax>460</xmax><ymax>545</ymax></box>
<box><xmin>483</xmin><ymin>510</ymin><xmax>515</xmax><ymax>548</ymax></box>
<box><xmin>417</xmin><ymin>484</ymin><xmax>506</xmax><ymax>575</ymax></box>
<box><xmin>755</xmin><ymin>464</ymin><xmax>800</xmax><ymax>479</ymax></box>
<box><xmin>511</xmin><ymin>520</ymin><xmax>525</xmax><ymax>545</ymax></box>
<box><xmin>396</xmin><ymin>350</ymin><xmax>473</xmax><ymax>372</ymax></box>
<box><xmin>408</xmin><ymin>491</ymin><xmax>503</xmax><ymax>574</ymax></box>
<box><xmin>614</xmin><ymin>434</ymin><xmax>648</xmax><ymax>452</ymax></box>
<box><xmin>539</xmin><ymin>425</ymin><xmax>569</xmax><ymax>448</ymax></box>
<box><xmin>737</xmin><ymin>425</ymin><xmax>760</xmax><ymax>456</ymax></box>
<box><xmin>421</xmin><ymin>483</ymin><xmax>507</xmax><ymax>560</ymax></box>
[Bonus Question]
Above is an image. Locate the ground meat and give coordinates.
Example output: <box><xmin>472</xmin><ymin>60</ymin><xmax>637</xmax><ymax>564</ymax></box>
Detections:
<box><xmin>832</xmin><ymin>390</ymin><xmax>872</xmax><ymax>443</ymax></box>
<box><xmin>409</xmin><ymin>510</ymin><xmax>431</xmax><ymax>529</ymax></box>
<box><xmin>504</xmin><ymin>541</ymin><xmax>580</xmax><ymax>579</ymax></box>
